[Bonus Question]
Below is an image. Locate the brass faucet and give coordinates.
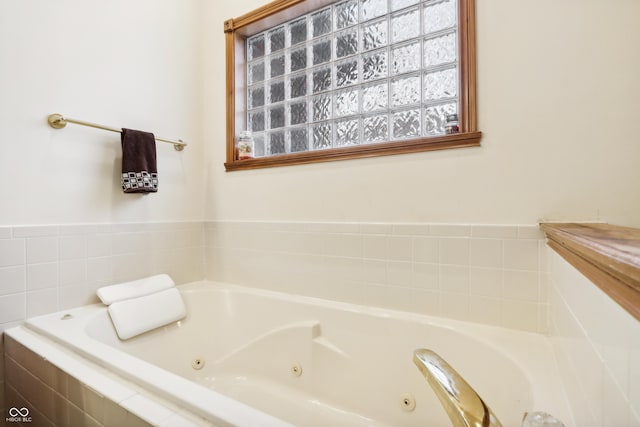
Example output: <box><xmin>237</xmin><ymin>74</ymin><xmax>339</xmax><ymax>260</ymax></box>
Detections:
<box><xmin>413</xmin><ymin>349</ymin><xmax>504</xmax><ymax>427</ymax></box>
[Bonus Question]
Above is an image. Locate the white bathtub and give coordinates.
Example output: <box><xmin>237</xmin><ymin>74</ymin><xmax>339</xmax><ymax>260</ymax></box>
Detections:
<box><xmin>8</xmin><ymin>281</ymin><xmax>573</xmax><ymax>426</ymax></box>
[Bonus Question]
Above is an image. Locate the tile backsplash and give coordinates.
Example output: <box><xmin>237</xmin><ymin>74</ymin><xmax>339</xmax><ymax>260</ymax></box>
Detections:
<box><xmin>205</xmin><ymin>221</ymin><xmax>548</xmax><ymax>333</ymax></box>
<box><xmin>0</xmin><ymin>222</ymin><xmax>205</xmax><ymax>330</ymax></box>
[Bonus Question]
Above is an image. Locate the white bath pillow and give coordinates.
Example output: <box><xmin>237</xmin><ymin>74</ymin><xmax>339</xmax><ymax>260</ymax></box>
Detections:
<box><xmin>97</xmin><ymin>274</ymin><xmax>175</xmax><ymax>305</ymax></box>
<box><xmin>107</xmin><ymin>287</ymin><xmax>186</xmax><ymax>340</ymax></box>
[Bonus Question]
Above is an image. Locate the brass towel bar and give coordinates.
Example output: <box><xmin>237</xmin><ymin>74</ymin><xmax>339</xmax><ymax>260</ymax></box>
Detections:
<box><xmin>47</xmin><ymin>113</ymin><xmax>187</xmax><ymax>151</ymax></box>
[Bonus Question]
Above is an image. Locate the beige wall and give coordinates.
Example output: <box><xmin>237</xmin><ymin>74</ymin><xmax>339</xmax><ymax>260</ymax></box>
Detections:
<box><xmin>0</xmin><ymin>0</ymin><xmax>206</xmax><ymax>226</ymax></box>
<box><xmin>2</xmin><ymin>0</ymin><xmax>638</xmax><ymax>227</ymax></box>
<box><xmin>203</xmin><ymin>0</ymin><xmax>640</xmax><ymax>227</ymax></box>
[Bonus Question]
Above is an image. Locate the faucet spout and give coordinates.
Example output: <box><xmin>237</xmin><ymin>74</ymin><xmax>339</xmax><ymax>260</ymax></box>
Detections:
<box><xmin>413</xmin><ymin>349</ymin><xmax>503</xmax><ymax>427</ymax></box>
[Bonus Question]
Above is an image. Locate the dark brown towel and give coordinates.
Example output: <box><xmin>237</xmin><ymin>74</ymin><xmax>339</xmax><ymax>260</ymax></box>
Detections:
<box><xmin>121</xmin><ymin>128</ymin><xmax>158</xmax><ymax>193</ymax></box>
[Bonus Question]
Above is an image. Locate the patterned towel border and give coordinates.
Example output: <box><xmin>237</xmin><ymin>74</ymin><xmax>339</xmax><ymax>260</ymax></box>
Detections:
<box><xmin>122</xmin><ymin>171</ymin><xmax>158</xmax><ymax>192</ymax></box>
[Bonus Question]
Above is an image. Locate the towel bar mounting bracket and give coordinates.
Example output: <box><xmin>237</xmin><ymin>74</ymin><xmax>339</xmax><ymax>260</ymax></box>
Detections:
<box><xmin>48</xmin><ymin>113</ymin><xmax>67</xmax><ymax>129</ymax></box>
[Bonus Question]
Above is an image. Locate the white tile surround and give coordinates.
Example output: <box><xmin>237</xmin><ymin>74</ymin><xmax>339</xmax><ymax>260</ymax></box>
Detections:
<box><xmin>547</xmin><ymin>249</ymin><xmax>640</xmax><ymax>427</ymax></box>
<box><xmin>3</xmin><ymin>220</ymin><xmax>639</xmax><ymax>426</ymax></box>
<box><xmin>3</xmin><ymin>331</ymin><xmax>209</xmax><ymax>427</ymax></box>
<box><xmin>0</xmin><ymin>222</ymin><xmax>204</xmax><ymax>328</ymax></box>
<box><xmin>0</xmin><ymin>221</ymin><xmax>205</xmax><ymax>424</ymax></box>
<box><xmin>4</xmin><ymin>333</ymin><xmax>153</xmax><ymax>427</ymax></box>
<box><xmin>204</xmin><ymin>221</ymin><xmax>549</xmax><ymax>333</ymax></box>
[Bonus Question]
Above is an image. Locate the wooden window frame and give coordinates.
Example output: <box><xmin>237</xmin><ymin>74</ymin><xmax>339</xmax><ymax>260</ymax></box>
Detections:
<box><xmin>224</xmin><ymin>0</ymin><xmax>480</xmax><ymax>171</ymax></box>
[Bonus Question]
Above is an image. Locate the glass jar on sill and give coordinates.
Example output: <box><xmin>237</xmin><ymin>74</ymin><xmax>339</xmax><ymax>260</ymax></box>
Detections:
<box><xmin>445</xmin><ymin>114</ymin><xmax>460</xmax><ymax>134</ymax></box>
<box><xmin>237</xmin><ymin>131</ymin><xmax>254</xmax><ymax>160</ymax></box>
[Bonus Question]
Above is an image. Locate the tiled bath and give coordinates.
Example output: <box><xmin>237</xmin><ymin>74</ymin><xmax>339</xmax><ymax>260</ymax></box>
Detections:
<box><xmin>0</xmin><ymin>221</ymin><xmax>206</xmax><ymax>423</ymax></box>
<box><xmin>3</xmin><ymin>332</ymin><xmax>207</xmax><ymax>427</ymax></box>
<box><xmin>2</xmin><ymin>220</ymin><xmax>639</xmax><ymax>426</ymax></box>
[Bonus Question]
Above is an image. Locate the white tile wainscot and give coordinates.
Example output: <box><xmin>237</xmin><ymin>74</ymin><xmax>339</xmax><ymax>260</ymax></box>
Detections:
<box><xmin>205</xmin><ymin>221</ymin><xmax>548</xmax><ymax>333</ymax></box>
<box><xmin>541</xmin><ymin>223</ymin><xmax>640</xmax><ymax>427</ymax></box>
<box><xmin>0</xmin><ymin>221</ymin><xmax>206</xmax><ymax>420</ymax></box>
<box><xmin>0</xmin><ymin>222</ymin><xmax>204</xmax><ymax>326</ymax></box>
<box><xmin>548</xmin><ymin>248</ymin><xmax>640</xmax><ymax>426</ymax></box>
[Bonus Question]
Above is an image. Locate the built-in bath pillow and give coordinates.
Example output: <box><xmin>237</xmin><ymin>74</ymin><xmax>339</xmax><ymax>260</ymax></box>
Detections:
<box><xmin>97</xmin><ymin>274</ymin><xmax>186</xmax><ymax>340</ymax></box>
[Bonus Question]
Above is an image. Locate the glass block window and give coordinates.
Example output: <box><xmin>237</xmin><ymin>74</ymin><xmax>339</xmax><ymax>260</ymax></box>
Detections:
<box><xmin>245</xmin><ymin>0</ymin><xmax>460</xmax><ymax>158</ymax></box>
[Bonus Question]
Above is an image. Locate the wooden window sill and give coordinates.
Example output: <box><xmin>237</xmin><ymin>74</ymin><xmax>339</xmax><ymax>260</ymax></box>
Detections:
<box><xmin>224</xmin><ymin>131</ymin><xmax>481</xmax><ymax>171</ymax></box>
<box><xmin>540</xmin><ymin>222</ymin><xmax>640</xmax><ymax>321</ymax></box>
